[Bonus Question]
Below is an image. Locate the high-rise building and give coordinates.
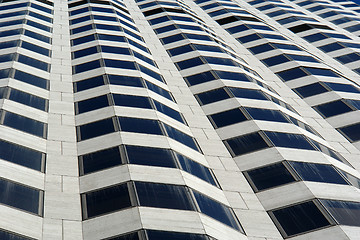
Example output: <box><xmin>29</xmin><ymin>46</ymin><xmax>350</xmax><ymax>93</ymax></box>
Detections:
<box><xmin>0</xmin><ymin>0</ymin><xmax>360</xmax><ymax>239</ymax></box>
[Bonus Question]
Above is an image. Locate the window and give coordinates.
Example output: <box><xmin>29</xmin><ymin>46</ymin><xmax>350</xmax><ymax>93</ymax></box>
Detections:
<box><xmin>126</xmin><ymin>145</ymin><xmax>176</xmax><ymax>168</ymax></box>
<box><xmin>146</xmin><ymin>230</ymin><xmax>208</xmax><ymax>240</ymax></box>
<box><xmin>245</xmin><ymin>162</ymin><xmax>296</xmax><ymax>191</ymax></box>
<box><xmin>294</xmin><ymin>83</ymin><xmax>328</xmax><ymax>98</ymax></box>
<box><xmin>229</xmin><ymin>87</ymin><xmax>268</xmax><ymax>100</ymax></box>
<box><xmin>82</xmin><ymin>183</ymin><xmax>132</xmax><ymax>219</ymax></box>
<box><xmin>313</xmin><ymin>100</ymin><xmax>353</xmax><ymax>118</ymax></box>
<box><xmin>225</xmin><ymin>132</ymin><xmax>269</xmax><ymax>156</ymax></box>
<box><xmin>80</xmin><ymin>147</ymin><xmax>122</xmax><ymax>175</ymax></box>
<box><xmin>9</xmin><ymin>88</ymin><xmax>47</xmax><ymax>111</ymax></box>
<box><xmin>73</xmin><ymin>60</ymin><xmax>101</xmax><ymax>74</ymax></box>
<box><xmin>319</xmin><ymin>42</ymin><xmax>344</xmax><ymax>52</ymax></box>
<box><xmin>113</xmin><ymin>94</ymin><xmax>152</xmax><ymax>109</ymax></box>
<box><xmin>108</xmin><ymin>75</ymin><xmax>143</xmax><ymax>88</ymax></box>
<box><xmin>0</xmin><ymin>229</ymin><xmax>33</xmax><ymax>240</ymax></box>
<box><xmin>76</xmin><ymin>95</ymin><xmax>110</xmax><ymax>114</ymax></box>
<box><xmin>176</xmin><ymin>57</ymin><xmax>204</xmax><ymax>70</ymax></box>
<box><xmin>135</xmin><ymin>182</ymin><xmax>194</xmax><ymax>210</ymax></box>
<box><xmin>74</xmin><ymin>75</ymin><xmax>105</xmax><ymax>92</ymax></box>
<box><xmin>249</xmin><ymin>43</ymin><xmax>275</xmax><ymax>54</ymax></box>
<box><xmin>2</xmin><ymin>111</ymin><xmax>46</xmax><ymax>138</ymax></box>
<box><xmin>153</xmin><ymin>100</ymin><xmax>184</xmax><ymax>123</ymax></box>
<box><xmin>262</xmin><ymin>54</ymin><xmax>290</xmax><ymax>67</ymax></box>
<box><xmin>264</xmin><ymin>132</ymin><xmax>315</xmax><ymax>150</ymax></box>
<box><xmin>338</xmin><ymin>123</ymin><xmax>360</xmax><ymax>142</ymax></box>
<box><xmin>277</xmin><ymin>67</ymin><xmax>308</xmax><ymax>81</ymax></box>
<box><xmin>184</xmin><ymin>71</ymin><xmax>216</xmax><ymax>86</ymax></box>
<box><xmin>289</xmin><ymin>162</ymin><xmax>348</xmax><ymax>185</ymax></box>
<box><xmin>320</xmin><ymin>200</ymin><xmax>360</xmax><ymax>227</ymax></box>
<box><xmin>193</xmin><ymin>191</ymin><xmax>242</xmax><ymax>231</ymax></box>
<box><xmin>196</xmin><ymin>88</ymin><xmax>230</xmax><ymax>105</ymax></box>
<box><xmin>118</xmin><ymin>117</ymin><xmax>163</xmax><ymax>135</ymax></box>
<box><xmin>163</xmin><ymin>124</ymin><xmax>200</xmax><ymax>151</ymax></box>
<box><xmin>270</xmin><ymin>201</ymin><xmax>332</xmax><ymax>237</ymax></box>
<box><xmin>209</xmin><ymin>108</ymin><xmax>247</xmax><ymax>128</ymax></box>
<box><xmin>246</xmin><ymin>108</ymin><xmax>289</xmax><ymax>122</ymax></box>
<box><xmin>0</xmin><ymin>139</ymin><xmax>44</xmax><ymax>171</ymax></box>
<box><xmin>335</xmin><ymin>53</ymin><xmax>360</xmax><ymax>64</ymax></box>
<box><xmin>0</xmin><ymin>178</ymin><xmax>43</xmax><ymax>215</ymax></box>
<box><xmin>78</xmin><ymin>118</ymin><xmax>116</xmax><ymax>141</ymax></box>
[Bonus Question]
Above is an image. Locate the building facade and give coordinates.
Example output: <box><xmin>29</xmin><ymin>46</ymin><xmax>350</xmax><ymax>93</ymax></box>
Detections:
<box><xmin>0</xmin><ymin>0</ymin><xmax>360</xmax><ymax>239</ymax></box>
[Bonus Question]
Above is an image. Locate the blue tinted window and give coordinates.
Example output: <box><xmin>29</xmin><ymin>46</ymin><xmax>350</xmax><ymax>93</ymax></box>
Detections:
<box><xmin>14</xmin><ymin>70</ymin><xmax>48</xmax><ymax>89</ymax></box>
<box><xmin>209</xmin><ymin>108</ymin><xmax>247</xmax><ymax>128</ymax></box>
<box><xmin>164</xmin><ymin>124</ymin><xmax>199</xmax><ymax>151</ymax></box>
<box><xmin>321</xmin><ymin>200</ymin><xmax>360</xmax><ymax>227</ymax></box>
<box><xmin>72</xmin><ymin>24</ymin><xmax>93</xmax><ymax>34</ymax></box>
<box><xmin>196</xmin><ymin>88</ymin><xmax>230</xmax><ymax>105</ymax></box>
<box><xmin>185</xmin><ymin>71</ymin><xmax>216</xmax><ymax>86</ymax></box>
<box><xmin>3</xmin><ymin>111</ymin><xmax>46</xmax><ymax>138</ymax></box>
<box><xmin>145</xmin><ymin>81</ymin><xmax>173</xmax><ymax>100</ymax></box>
<box><xmin>138</xmin><ymin>65</ymin><xmax>163</xmax><ymax>82</ymax></box>
<box><xmin>74</xmin><ymin>75</ymin><xmax>104</xmax><ymax>92</ymax></box>
<box><xmin>294</xmin><ymin>83</ymin><xmax>328</xmax><ymax>98</ymax></box>
<box><xmin>225</xmin><ymin>132</ymin><xmax>269</xmax><ymax>156</ymax></box>
<box><xmin>246</xmin><ymin>108</ymin><xmax>289</xmax><ymax>122</ymax></box>
<box><xmin>0</xmin><ymin>178</ymin><xmax>42</xmax><ymax>215</ymax></box>
<box><xmin>193</xmin><ymin>191</ymin><xmax>241</xmax><ymax>231</ymax></box>
<box><xmin>24</xmin><ymin>30</ymin><xmax>51</xmax><ymax>43</ymax></box>
<box><xmin>21</xmin><ymin>41</ymin><xmax>50</xmax><ymax>56</ymax></box>
<box><xmin>77</xmin><ymin>95</ymin><xmax>110</xmax><ymax>114</ymax></box>
<box><xmin>289</xmin><ymin>162</ymin><xmax>348</xmax><ymax>185</ymax></box>
<box><xmin>249</xmin><ymin>43</ymin><xmax>275</xmax><ymax>54</ymax></box>
<box><xmin>271</xmin><ymin>201</ymin><xmax>331</xmax><ymax>237</ymax></box>
<box><xmin>84</xmin><ymin>183</ymin><xmax>131</xmax><ymax>219</ymax></box>
<box><xmin>126</xmin><ymin>145</ymin><xmax>176</xmax><ymax>168</ymax></box>
<box><xmin>319</xmin><ymin>42</ymin><xmax>344</xmax><ymax>52</ymax></box>
<box><xmin>246</xmin><ymin>162</ymin><xmax>295</xmax><ymax>191</ymax></box>
<box><xmin>147</xmin><ymin>230</ymin><xmax>207</xmax><ymax>240</ymax></box>
<box><xmin>113</xmin><ymin>94</ymin><xmax>152</xmax><ymax>109</ymax></box>
<box><xmin>80</xmin><ymin>147</ymin><xmax>122</xmax><ymax>175</ymax></box>
<box><xmin>26</xmin><ymin>20</ymin><xmax>51</xmax><ymax>32</ymax></box>
<box><xmin>161</xmin><ymin>34</ymin><xmax>185</xmax><ymax>44</ymax></box>
<box><xmin>98</xmin><ymin>34</ymin><xmax>126</xmax><ymax>42</ymax></box>
<box><xmin>229</xmin><ymin>88</ymin><xmax>268</xmax><ymax>100</ymax></box>
<box><xmin>168</xmin><ymin>44</ymin><xmax>193</xmax><ymax>56</ymax></box>
<box><xmin>78</xmin><ymin>118</ymin><xmax>115</xmax><ymax>141</ymax></box>
<box><xmin>73</xmin><ymin>46</ymin><xmax>98</xmax><ymax>59</ymax></box>
<box><xmin>72</xmin><ymin>34</ymin><xmax>96</xmax><ymax>46</ymax></box>
<box><xmin>135</xmin><ymin>182</ymin><xmax>194</xmax><ymax>210</ymax></box>
<box><xmin>314</xmin><ymin>100</ymin><xmax>352</xmax><ymax>118</ymax></box>
<box><xmin>9</xmin><ymin>89</ymin><xmax>47</xmax><ymax>111</ymax></box>
<box><xmin>118</xmin><ymin>117</ymin><xmax>163</xmax><ymax>135</ymax></box>
<box><xmin>176</xmin><ymin>153</ymin><xmax>216</xmax><ymax>186</ymax></box>
<box><xmin>108</xmin><ymin>75</ymin><xmax>143</xmax><ymax>87</ymax></box>
<box><xmin>176</xmin><ymin>57</ymin><xmax>204</xmax><ymax>70</ymax></box>
<box><xmin>265</xmin><ymin>132</ymin><xmax>315</xmax><ymax>150</ymax></box>
<box><xmin>338</xmin><ymin>123</ymin><xmax>360</xmax><ymax>142</ymax></box>
<box><xmin>262</xmin><ymin>55</ymin><xmax>290</xmax><ymax>67</ymax></box>
<box><xmin>18</xmin><ymin>54</ymin><xmax>49</xmax><ymax>72</ymax></box>
<box><xmin>277</xmin><ymin>67</ymin><xmax>308</xmax><ymax>81</ymax></box>
<box><xmin>154</xmin><ymin>100</ymin><xmax>184</xmax><ymax>123</ymax></box>
<box><xmin>74</xmin><ymin>60</ymin><xmax>101</xmax><ymax>74</ymax></box>
<box><xmin>237</xmin><ymin>33</ymin><xmax>261</xmax><ymax>43</ymax></box>
<box><xmin>335</xmin><ymin>53</ymin><xmax>360</xmax><ymax>64</ymax></box>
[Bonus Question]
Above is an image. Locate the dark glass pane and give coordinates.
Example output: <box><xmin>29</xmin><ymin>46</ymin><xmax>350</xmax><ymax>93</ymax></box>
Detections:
<box><xmin>321</xmin><ymin>200</ymin><xmax>360</xmax><ymax>227</ymax></box>
<box><xmin>3</xmin><ymin>111</ymin><xmax>45</xmax><ymax>137</ymax></box>
<box><xmin>113</xmin><ymin>94</ymin><xmax>152</xmax><ymax>109</ymax></box>
<box><xmin>324</xmin><ymin>82</ymin><xmax>360</xmax><ymax>93</ymax></box>
<box><xmin>108</xmin><ymin>231</ymin><xmax>139</xmax><ymax>240</ymax></box>
<box><xmin>135</xmin><ymin>182</ymin><xmax>194</xmax><ymax>210</ymax></box>
<box><xmin>338</xmin><ymin>123</ymin><xmax>360</xmax><ymax>142</ymax></box>
<box><xmin>272</xmin><ymin>201</ymin><xmax>331</xmax><ymax>236</ymax></box>
<box><xmin>0</xmin><ymin>139</ymin><xmax>43</xmax><ymax>171</ymax></box>
<box><xmin>145</xmin><ymin>81</ymin><xmax>173</xmax><ymax>100</ymax></box>
<box><xmin>246</xmin><ymin>163</ymin><xmax>296</xmax><ymax>191</ymax></box>
<box><xmin>163</xmin><ymin>124</ymin><xmax>199</xmax><ymax>151</ymax></box>
<box><xmin>294</xmin><ymin>83</ymin><xmax>328</xmax><ymax>98</ymax></box>
<box><xmin>108</xmin><ymin>75</ymin><xmax>143</xmax><ymax>88</ymax></box>
<box><xmin>196</xmin><ymin>88</ymin><xmax>230</xmax><ymax>105</ymax></box>
<box><xmin>147</xmin><ymin>230</ymin><xmax>208</xmax><ymax>240</ymax></box>
<box><xmin>262</xmin><ymin>55</ymin><xmax>290</xmax><ymax>67</ymax></box>
<box><xmin>277</xmin><ymin>67</ymin><xmax>308</xmax><ymax>81</ymax></box>
<box><xmin>118</xmin><ymin>117</ymin><xmax>163</xmax><ymax>135</ymax></box>
<box><xmin>185</xmin><ymin>71</ymin><xmax>216</xmax><ymax>86</ymax></box>
<box><xmin>225</xmin><ymin>132</ymin><xmax>269</xmax><ymax>156</ymax></box>
<box><xmin>9</xmin><ymin>89</ymin><xmax>47</xmax><ymax>111</ymax></box>
<box><xmin>176</xmin><ymin>57</ymin><xmax>204</xmax><ymax>70</ymax></box>
<box><xmin>229</xmin><ymin>88</ymin><xmax>268</xmax><ymax>100</ymax></box>
<box><xmin>125</xmin><ymin>145</ymin><xmax>176</xmax><ymax>168</ymax></box>
<box><xmin>0</xmin><ymin>178</ymin><xmax>41</xmax><ymax>215</ymax></box>
<box><xmin>13</xmin><ymin>70</ymin><xmax>48</xmax><ymax>89</ymax></box>
<box><xmin>249</xmin><ymin>43</ymin><xmax>275</xmax><ymax>54</ymax></box>
<box><xmin>176</xmin><ymin>152</ymin><xmax>216</xmax><ymax>186</ymax></box>
<box><xmin>0</xmin><ymin>229</ymin><xmax>32</xmax><ymax>240</ymax></box>
<box><xmin>78</xmin><ymin>118</ymin><xmax>115</xmax><ymax>141</ymax></box>
<box><xmin>193</xmin><ymin>191</ymin><xmax>241</xmax><ymax>231</ymax></box>
<box><xmin>289</xmin><ymin>162</ymin><xmax>348</xmax><ymax>185</ymax></box>
<box><xmin>74</xmin><ymin>75</ymin><xmax>105</xmax><ymax>92</ymax></box>
<box><xmin>246</xmin><ymin>108</ymin><xmax>289</xmax><ymax>122</ymax></box>
<box><xmin>215</xmin><ymin>71</ymin><xmax>250</xmax><ymax>82</ymax></box>
<box><xmin>153</xmin><ymin>100</ymin><xmax>184</xmax><ymax>123</ymax></box>
<box><xmin>81</xmin><ymin>147</ymin><xmax>122</xmax><ymax>175</ymax></box>
<box><xmin>77</xmin><ymin>95</ymin><xmax>110</xmax><ymax>114</ymax></box>
<box><xmin>84</xmin><ymin>183</ymin><xmax>131</xmax><ymax>218</ymax></box>
<box><xmin>17</xmin><ymin>55</ymin><xmax>49</xmax><ymax>72</ymax></box>
<box><xmin>74</xmin><ymin>60</ymin><xmax>101</xmax><ymax>74</ymax></box>
<box><xmin>314</xmin><ymin>100</ymin><xmax>352</xmax><ymax>118</ymax></box>
<box><xmin>264</xmin><ymin>132</ymin><xmax>315</xmax><ymax>150</ymax></box>
<box><xmin>209</xmin><ymin>108</ymin><xmax>247</xmax><ymax>128</ymax></box>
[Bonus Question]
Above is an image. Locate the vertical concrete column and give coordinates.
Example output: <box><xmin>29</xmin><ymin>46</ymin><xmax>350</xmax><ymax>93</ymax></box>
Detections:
<box><xmin>43</xmin><ymin>0</ymin><xmax>83</xmax><ymax>239</ymax></box>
